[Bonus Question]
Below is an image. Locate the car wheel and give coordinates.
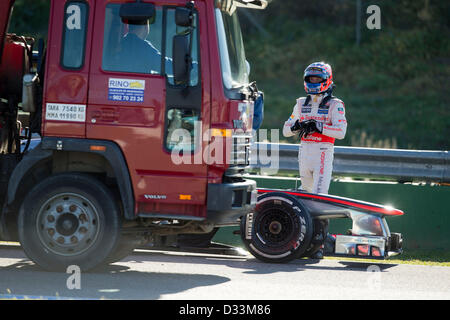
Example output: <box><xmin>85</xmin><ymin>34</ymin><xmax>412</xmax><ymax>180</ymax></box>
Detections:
<box><xmin>240</xmin><ymin>192</ymin><xmax>312</xmax><ymax>263</ymax></box>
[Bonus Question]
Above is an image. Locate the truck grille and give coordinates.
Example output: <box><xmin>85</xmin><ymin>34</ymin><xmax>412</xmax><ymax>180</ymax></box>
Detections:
<box><xmin>229</xmin><ymin>132</ymin><xmax>252</xmax><ymax>167</ymax></box>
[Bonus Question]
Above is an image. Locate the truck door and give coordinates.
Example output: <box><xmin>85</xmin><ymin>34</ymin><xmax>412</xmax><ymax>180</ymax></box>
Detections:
<box><xmin>43</xmin><ymin>0</ymin><xmax>92</xmax><ymax>137</ymax></box>
<box><xmin>87</xmin><ymin>0</ymin><xmax>209</xmax><ymax>219</ymax></box>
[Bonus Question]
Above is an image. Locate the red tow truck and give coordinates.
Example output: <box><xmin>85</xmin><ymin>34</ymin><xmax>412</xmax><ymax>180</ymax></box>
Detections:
<box><xmin>0</xmin><ymin>0</ymin><xmax>265</xmax><ymax>271</ymax></box>
<box><xmin>0</xmin><ymin>0</ymin><xmax>404</xmax><ymax>271</ymax></box>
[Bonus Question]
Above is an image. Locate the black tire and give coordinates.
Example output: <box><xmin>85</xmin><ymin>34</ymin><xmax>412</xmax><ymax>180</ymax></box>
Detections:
<box><xmin>240</xmin><ymin>192</ymin><xmax>312</xmax><ymax>263</ymax></box>
<box><xmin>18</xmin><ymin>173</ymin><xmax>121</xmax><ymax>272</ymax></box>
<box><xmin>302</xmin><ymin>219</ymin><xmax>329</xmax><ymax>258</ymax></box>
<box><xmin>105</xmin><ymin>233</ymin><xmax>144</xmax><ymax>264</ymax></box>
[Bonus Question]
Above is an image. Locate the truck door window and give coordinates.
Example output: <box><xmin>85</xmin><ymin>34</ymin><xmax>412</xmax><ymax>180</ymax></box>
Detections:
<box><xmin>166</xmin><ymin>108</ymin><xmax>200</xmax><ymax>152</ymax></box>
<box><xmin>61</xmin><ymin>1</ymin><xmax>88</xmax><ymax>69</ymax></box>
<box><xmin>102</xmin><ymin>4</ymin><xmax>163</xmax><ymax>74</ymax></box>
<box><xmin>164</xmin><ymin>8</ymin><xmax>198</xmax><ymax>86</ymax></box>
<box><xmin>164</xmin><ymin>8</ymin><xmax>200</xmax><ymax>153</ymax></box>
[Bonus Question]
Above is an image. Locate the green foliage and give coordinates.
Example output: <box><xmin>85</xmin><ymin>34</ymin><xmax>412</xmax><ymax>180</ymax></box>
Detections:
<box><xmin>243</xmin><ymin>0</ymin><xmax>450</xmax><ymax>150</ymax></box>
<box><xmin>8</xmin><ymin>0</ymin><xmax>50</xmax><ymax>39</ymax></box>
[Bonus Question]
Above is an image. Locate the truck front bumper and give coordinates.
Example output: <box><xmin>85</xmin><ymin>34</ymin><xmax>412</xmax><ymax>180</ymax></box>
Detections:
<box><xmin>207</xmin><ymin>179</ymin><xmax>257</xmax><ymax>226</ymax></box>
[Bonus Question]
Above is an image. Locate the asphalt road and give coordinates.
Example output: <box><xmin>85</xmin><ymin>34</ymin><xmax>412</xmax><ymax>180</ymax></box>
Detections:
<box><xmin>0</xmin><ymin>246</ymin><xmax>449</xmax><ymax>300</ymax></box>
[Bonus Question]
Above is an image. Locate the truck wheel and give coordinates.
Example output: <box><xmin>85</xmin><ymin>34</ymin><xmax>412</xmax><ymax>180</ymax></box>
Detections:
<box><xmin>105</xmin><ymin>234</ymin><xmax>144</xmax><ymax>264</ymax></box>
<box><xmin>240</xmin><ymin>192</ymin><xmax>312</xmax><ymax>263</ymax></box>
<box><xmin>18</xmin><ymin>173</ymin><xmax>121</xmax><ymax>271</ymax></box>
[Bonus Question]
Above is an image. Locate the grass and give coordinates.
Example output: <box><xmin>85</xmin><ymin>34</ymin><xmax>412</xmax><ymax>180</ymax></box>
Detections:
<box><xmin>307</xmin><ymin>250</ymin><xmax>450</xmax><ymax>267</ymax></box>
<box><xmin>385</xmin><ymin>250</ymin><xmax>450</xmax><ymax>266</ymax></box>
<box><xmin>322</xmin><ymin>251</ymin><xmax>450</xmax><ymax>267</ymax></box>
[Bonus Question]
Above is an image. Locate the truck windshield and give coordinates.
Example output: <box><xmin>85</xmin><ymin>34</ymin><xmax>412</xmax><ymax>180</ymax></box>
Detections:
<box><xmin>215</xmin><ymin>8</ymin><xmax>249</xmax><ymax>90</ymax></box>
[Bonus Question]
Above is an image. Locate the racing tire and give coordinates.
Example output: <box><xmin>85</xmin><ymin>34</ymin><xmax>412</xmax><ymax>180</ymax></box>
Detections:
<box><xmin>302</xmin><ymin>219</ymin><xmax>329</xmax><ymax>258</ymax></box>
<box><xmin>18</xmin><ymin>173</ymin><xmax>121</xmax><ymax>272</ymax></box>
<box><xmin>240</xmin><ymin>192</ymin><xmax>312</xmax><ymax>263</ymax></box>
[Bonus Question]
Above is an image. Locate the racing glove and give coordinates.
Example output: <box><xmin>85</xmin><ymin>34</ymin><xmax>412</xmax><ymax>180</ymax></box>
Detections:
<box><xmin>292</xmin><ymin>120</ymin><xmax>323</xmax><ymax>138</ymax></box>
<box><xmin>304</xmin><ymin>120</ymin><xmax>323</xmax><ymax>134</ymax></box>
<box><xmin>290</xmin><ymin>119</ymin><xmax>303</xmax><ymax>133</ymax></box>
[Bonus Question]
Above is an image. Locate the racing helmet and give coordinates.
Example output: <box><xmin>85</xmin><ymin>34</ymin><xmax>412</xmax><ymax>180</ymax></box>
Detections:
<box><xmin>303</xmin><ymin>62</ymin><xmax>333</xmax><ymax>94</ymax></box>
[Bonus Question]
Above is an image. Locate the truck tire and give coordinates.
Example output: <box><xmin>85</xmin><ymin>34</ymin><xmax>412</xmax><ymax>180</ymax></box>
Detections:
<box><xmin>240</xmin><ymin>192</ymin><xmax>312</xmax><ymax>263</ymax></box>
<box><xmin>18</xmin><ymin>173</ymin><xmax>121</xmax><ymax>271</ymax></box>
<box><xmin>105</xmin><ymin>234</ymin><xmax>144</xmax><ymax>264</ymax></box>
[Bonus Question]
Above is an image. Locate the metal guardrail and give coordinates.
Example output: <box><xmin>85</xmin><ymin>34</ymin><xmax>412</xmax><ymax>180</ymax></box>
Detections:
<box><xmin>250</xmin><ymin>143</ymin><xmax>450</xmax><ymax>184</ymax></box>
<box><xmin>22</xmin><ymin>138</ymin><xmax>449</xmax><ymax>183</ymax></box>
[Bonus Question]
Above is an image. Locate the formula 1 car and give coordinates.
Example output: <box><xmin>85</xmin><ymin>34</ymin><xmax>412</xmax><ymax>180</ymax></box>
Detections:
<box><xmin>239</xmin><ymin>188</ymin><xmax>404</xmax><ymax>262</ymax></box>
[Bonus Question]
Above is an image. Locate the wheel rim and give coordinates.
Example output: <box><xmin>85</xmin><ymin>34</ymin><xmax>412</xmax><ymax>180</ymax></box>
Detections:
<box><xmin>256</xmin><ymin>208</ymin><xmax>295</xmax><ymax>248</ymax></box>
<box><xmin>36</xmin><ymin>193</ymin><xmax>101</xmax><ymax>256</ymax></box>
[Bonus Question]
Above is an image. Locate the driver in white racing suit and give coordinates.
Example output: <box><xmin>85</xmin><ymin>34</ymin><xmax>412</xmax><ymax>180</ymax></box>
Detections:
<box><xmin>283</xmin><ymin>62</ymin><xmax>347</xmax><ymax>194</ymax></box>
<box><xmin>282</xmin><ymin>62</ymin><xmax>347</xmax><ymax>259</ymax></box>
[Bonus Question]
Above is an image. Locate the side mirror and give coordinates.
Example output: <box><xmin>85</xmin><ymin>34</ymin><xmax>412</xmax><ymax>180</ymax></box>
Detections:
<box><xmin>175</xmin><ymin>7</ymin><xmax>193</xmax><ymax>27</ymax></box>
<box><xmin>172</xmin><ymin>34</ymin><xmax>190</xmax><ymax>85</ymax></box>
<box><xmin>119</xmin><ymin>2</ymin><xmax>155</xmax><ymax>23</ymax></box>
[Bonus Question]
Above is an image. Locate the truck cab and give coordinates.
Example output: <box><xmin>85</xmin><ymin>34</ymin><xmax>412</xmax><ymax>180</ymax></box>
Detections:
<box><xmin>0</xmin><ymin>0</ymin><xmax>266</xmax><ymax>271</ymax></box>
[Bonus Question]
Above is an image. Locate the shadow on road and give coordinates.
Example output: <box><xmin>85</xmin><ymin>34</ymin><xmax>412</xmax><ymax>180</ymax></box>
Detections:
<box><xmin>0</xmin><ymin>247</ymin><xmax>398</xmax><ymax>299</ymax></box>
<box><xmin>120</xmin><ymin>249</ymin><xmax>398</xmax><ymax>275</ymax></box>
<box><xmin>337</xmin><ymin>261</ymin><xmax>397</xmax><ymax>271</ymax></box>
<box><xmin>223</xmin><ymin>257</ymin><xmax>397</xmax><ymax>274</ymax></box>
<box><xmin>0</xmin><ymin>249</ymin><xmax>230</xmax><ymax>300</ymax></box>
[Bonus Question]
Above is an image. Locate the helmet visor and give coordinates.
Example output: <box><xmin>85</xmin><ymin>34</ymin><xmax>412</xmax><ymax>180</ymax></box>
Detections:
<box><xmin>304</xmin><ymin>67</ymin><xmax>329</xmax><ymax>83</ymax></box>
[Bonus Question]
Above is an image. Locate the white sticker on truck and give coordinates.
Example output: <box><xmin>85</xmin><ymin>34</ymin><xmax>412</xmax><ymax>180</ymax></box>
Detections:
<box><xmin>108</xmin><ymin>78</ymin><xmax>145</xmax><ymax>102</ymax></box>
<box><xmin>45</xmin><ymin>103</ymin><xmax>86</xmax><ymax>122</ymax></box>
